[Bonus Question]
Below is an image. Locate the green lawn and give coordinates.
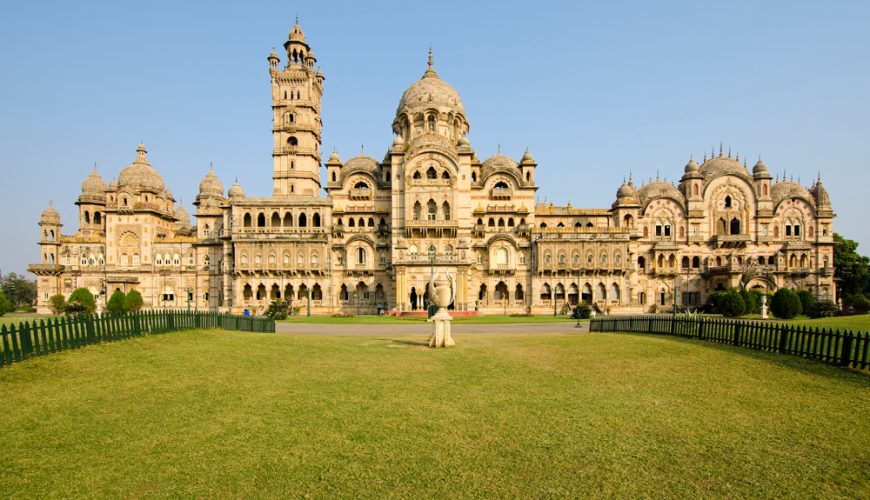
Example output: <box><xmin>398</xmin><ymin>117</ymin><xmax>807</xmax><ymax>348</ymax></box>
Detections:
<box><xmin>281</xmin><ymin>313</ymin><xmax>577</xmax><ymax>324</ymax></box>
<box><xmin>0</xmin><ymin>330</ymin><xmax>867</xmax><ymax>497</ymax></box>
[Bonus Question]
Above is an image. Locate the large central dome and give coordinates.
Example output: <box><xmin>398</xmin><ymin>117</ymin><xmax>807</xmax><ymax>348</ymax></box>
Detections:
<box><xmin>396</xmin><ymin>50</ymin><xmax>465</xmax><ymax>117</ymax></box>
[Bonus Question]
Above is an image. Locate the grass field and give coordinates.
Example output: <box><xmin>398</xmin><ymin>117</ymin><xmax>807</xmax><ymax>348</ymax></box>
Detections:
<box><xmin>0</xmin><ymin>330</ymin><xmax>867</xmax><ymax>497</ymax></box>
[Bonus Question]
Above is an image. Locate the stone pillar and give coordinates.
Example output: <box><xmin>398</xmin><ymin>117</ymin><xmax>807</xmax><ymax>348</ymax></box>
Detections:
<box><xmin>428</xmin><ymin>308</ymin><xmax>454</xmax><ymax>347</ymax></box>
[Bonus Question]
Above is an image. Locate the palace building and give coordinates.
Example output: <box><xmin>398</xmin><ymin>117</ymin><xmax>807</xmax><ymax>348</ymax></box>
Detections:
<box><xmin>29</xmin><ymin>22</ymin><xmax>836</xmax><ymax>315</ymax></box>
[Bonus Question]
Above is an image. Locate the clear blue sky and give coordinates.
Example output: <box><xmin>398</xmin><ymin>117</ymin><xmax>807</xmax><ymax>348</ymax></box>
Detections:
<box><xmin>1</xmin><ymin>0</ymin><xmax>868</xmax><ymax>275</ymax></box>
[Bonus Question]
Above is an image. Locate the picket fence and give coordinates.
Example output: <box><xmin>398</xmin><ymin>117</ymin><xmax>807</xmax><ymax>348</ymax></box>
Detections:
<box><xmin>590</xmin><ymin>315</ymin><xmax>869</xmax><ymax>371</ymax></box>
<box><xmin>0</xmin><ymin>310</ymin><xmax>276</xmax><ymax>368</ymax></box>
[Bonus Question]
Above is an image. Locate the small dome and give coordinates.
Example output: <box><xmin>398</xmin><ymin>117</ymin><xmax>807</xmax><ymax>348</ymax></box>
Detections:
<box><xmin>770</xmin><ymin>180</ymin><xmax>812</xmax><ymax>206</ymax></box>
<box><xmin>288</xmin><ymin>21</ymin><xmax>306</xmax><ymax>42</ymax></box>
<box><xmin>81</xmin><ymin>165</ymin><xmax>107</xmax><ymax>195</ymax></box>
<box><xmin>198</xmin><ymin>165</ymin><xmax>224</xmax><ymax>198</ymax></box>
<box><xmin>684</xmin><ymin>158</ymin><xmax>699</xmax><ymax>173</ymax></box>
<box><xmin>117</xmin><ymin>143</ymin><xmax>166</xmax><ymax>192</ymax></box>
<box><xmin>174</xmin><ymin>202</ymin><xmax>190</xmax><ymax>225</ymax></box>
<box><xmin>638</xmin><ymin>180</ymin><xmax>684</xmax><ymax>206</ymax></box>
<box><xmin>481</xmin><ymin>153</ymin><xmax>519</xmax><ymax>179</ymax></box>
<box><xmin>392</xmin><ymin>135</ymin><xmax>405</xmax><ymax>147</ymax></box>
<box><xmin>326</xmin><ymin>149</ymin><xmax>343</xmax><ymax>165</ymax></box>
<box><xmin>521</xmin><ymin>149</ymin><xmax>535</xmax><ymax>165</ymax></box>
<box><xmin>617</xmin><ymin>180</ymin><xmax>637</xmax><ymax>199</ymax></box>
<box><xmin>108</xmin><ymin>178</ymin><xmax>119</xmax><ymax>190</ymax></box>
<box><xmin>40</xmin><ymin>203</ymin><xmax>61</xmax><ymax>225</ymax></box>
<box><xmin>228</xmin><ymin>180</ymin><xmax>245</xmax><ymax>199</ymax></box>
<box><xmin>343</xmin><ymin>155</ymin><xmax>379</xmax><ymax>171</ymax></box>
<box><xmin>812</xmin><ymin>178</ymin><xmax>831</xmax><ymax>208</ymax></box>
<box><xmin>457</xmin><ymin>136</ymin><xmax>470</xmax><ymax>147</ymax></box>
<box><xmin>753</xmin><ymin>159</ymin><xmax>769</xmax><ymax>176</ymax></box>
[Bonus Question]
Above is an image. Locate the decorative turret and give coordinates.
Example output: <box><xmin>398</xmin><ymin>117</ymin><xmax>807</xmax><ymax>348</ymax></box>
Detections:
<box><xmin>811</xmin><ymin>175</ymin><xmax>832</xmax><ymax>210</ymax></box>
<box><xmin>76</xmin><ymin>164</ymin><xmax>107</xmax><ymax>235</ymax></box>
<box><xmin>195</xmin><ymin>164</ymin><xmax>225</xmax><ymax>209</ymax></box>
<box><xmin>283</xmin><ymin>18</ymin><xmax>315</xmax><ymax>71</ymax></box>
<box><xmin>38</xmin><ymin>201</ymin><xmax>61</xmax><ymax>265</ymax></box>
<box><xmin>267</xmin><ymin>47</ymin><xmax>279</xmax><ymax>73</ymax></box>
<box><xmin>228</xmin><ymin>180</ymin><xmax>245</xmax><ymax>200</ymax></box>
<box><xmin>326</xmin><ymin>149</ymin><xmax>342</xmax><ymax>185</ymax></box>
<box><xmin>520</xmin><ymin>148</ymin><xmax>537</xmax><ymax>185</ymax></box>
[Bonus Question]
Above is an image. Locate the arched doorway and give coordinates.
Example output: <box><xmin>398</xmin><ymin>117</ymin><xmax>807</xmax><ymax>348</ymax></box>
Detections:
<box><xmin>410</xmin><ymin>287</ymin><xmax>418</xmax><ymax>311</ymax></box>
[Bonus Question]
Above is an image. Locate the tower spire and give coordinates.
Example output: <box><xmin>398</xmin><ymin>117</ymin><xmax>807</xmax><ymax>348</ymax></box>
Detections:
<box><xmin>428</xmin><ymin>45</ymin><xmax>433</xmax><ymax>68</ymax></box>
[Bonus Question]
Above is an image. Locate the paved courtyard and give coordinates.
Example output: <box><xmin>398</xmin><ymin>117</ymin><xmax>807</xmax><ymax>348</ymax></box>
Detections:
<box><xmin>276</xmin><ymin>321</ymin><xmax>588</xmax><ymax>335</ymax></box>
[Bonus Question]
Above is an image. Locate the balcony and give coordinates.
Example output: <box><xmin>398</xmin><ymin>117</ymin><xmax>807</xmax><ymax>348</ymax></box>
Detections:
<box><xmin>28</xmin><ymin>264</ymin><xmax>65</xmax><ymax>275</ymax></box>
<box><xmin>349</xmin><ymin>188</ymin><xmax>371</xmax><ymax>200</ymax></box>
<box><xmin>710</xmin><ymin>234</ymin><xmax>752</xmax><ymax>247</ymax></box>
<box><xmin>491</xmin><ymin>187</ymin><xmax>511</xmax><ymax>200</ymax></box>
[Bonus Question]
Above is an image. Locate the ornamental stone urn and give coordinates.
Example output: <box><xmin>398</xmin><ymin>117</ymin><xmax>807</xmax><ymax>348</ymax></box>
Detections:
<box><xmin>427</xmin><ymin>272</ymin><xmax>455</xmax><ymax>348</ymax></box>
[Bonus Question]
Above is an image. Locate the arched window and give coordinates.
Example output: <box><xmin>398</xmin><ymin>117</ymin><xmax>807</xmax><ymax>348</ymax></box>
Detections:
<box><xmin>257</xmin><ymin>213</ymin><xmax>266</xmax><ymax>227</ymax></box>
<box><xmin>638</xmin><ymin>256</ymin><xmax>646</xmax><ymax>269</ymax></box>
<box><xmin>498</xmin><ymin>218</ymin><xmax>505</xmax><ymax>227</ymax></box>
<box><xmin>471</xmin><ymin>172</ymin><xmax>477</xmax><ymax>182</ymax></box>
<box><xmin>762</xmin><ymin>184</ymin><xmax>768</xmax><ymax>196</ymax></box>
<box><xmin>311</xmin><ymin>254</ymin><xmax>319</xmax><ymax>267</ymax></box>
<box><xmin>413</xmin><ymin>170</ymin><xmax>422</xmax><ymax>180</ymax></box>
<box><xmin>348</xmin><ymin>218</ymin><xmax>356</xmax><ymax>227</ymax></box>
<box><xmin>692</xmin><ymin>184</ymin><xmax>699</xmax><ymax>196</ymax></box>
<box><xmin>681</xmin><ymin>256</ymin><xmax>689</xmax><ymax>269</ymax></box>
<box><xmin>288</xmin><ymin>136</ymin><xmax>298</xmax><ymax>146</ymax></box>
<box><xmin>340</xmin><ymin>284</ymin><xmax>349</xmax><ymax>301</ymax></box>
<box><xmin>271</xmin><ymin>212</ymin><xmax>280</xmax><ymax>227</ymax></box>
<box><xmin>413</xmin><ymin>201</ymin><xmax>422</xmax><ymax>220</ymax></box>
<box><xmin>609</xmin><ymin>283</ymin><xmax>620</xmax><ymax>301</ymax></box>
<box><xmin>540</xmin><ymin>222</ymin><xmax>547</xmax><ymax>228</ymax></box>
<box><xmin>643</xmin><ymin>226</ymin><xmax>648</xmax><ymax>238</ymax></box>
<box><xmin>489</xmin><ymin>218</ymin><xmax>495</xmax><ymax>227</ymax></box>
<box><xmin>724</xmin><ymin>195</ymin><xmax>732</xmax><ymax>208</ymax></box>
<box><xmin>426</xmin><ymin>167</ymin><xmax>437</xmax><ymax>179</ymax></box>
<box><xmin>730</xmin><ymin>218</ymin><xmax>740</xmax><ymax>235</ymax></box>
<box><xmin>427</xmin><ymin>199</ymin><xmax>437</xmax><ymax>220</ymax></box>
<box><xmin>368</xmin><ymin>217</ymin><xmax>375</xmax><ymax>227</ymax></box>
<box><xmin>312</xmin><ymin>284</ymin><xmax>323</xmax><ymax>301</ymax></box>
<box><xmin>299</xmin><ymin>212</ymin><xmax>307</xmax><ymax>227</ymax></box>
<box><xmin>508</xmin><ymin>218</ymin><xmax>514</xmax><ymax>227</ymax></box>
<box><xmin>84</xmin><ymin>211</ymin><xmax>90</xmax><ymax>224</ymax></box>
<box><xmin>244</xmin><ymin>213</ymin><xmax>252</xmax><ymax>227</ymax></box>
<box><xmin>427</xmin><ymin>115</ymin><xmax>436</xmax><ymax>132</ymax></box>
<box><xmin>283</xmin><ymin>212</ymin><xmax>293</xmax><ymax>227</ymax></box>
<box><xmin>692</xmin><ymin>256</ymin><xmax>700</xmax><ymax>268</ymax></box>
<box><xmin>313</xmin><ymin>213</ymin><xmax>321</xmax><ymax>227</ymax></box>
<box><xmin>358</xmin><ymin>247</ymin><xmax>367</xmax><ymax>265</ymax></box>
<box><xmin>496</xmin><ymin>248</ymin><xmax>508</xmax><ymax>265</ymax></box>
<box><xmin>442</xmin><ymin>201</ymin><xmax>451</xmax><ymax>220</ymax></box>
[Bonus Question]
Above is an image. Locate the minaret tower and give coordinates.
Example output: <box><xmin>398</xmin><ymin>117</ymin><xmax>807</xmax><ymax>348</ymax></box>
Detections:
<box><xmin>269</xmin><ymin>19</ymin><xmax>325</xmax><ymax>197</ymax></box>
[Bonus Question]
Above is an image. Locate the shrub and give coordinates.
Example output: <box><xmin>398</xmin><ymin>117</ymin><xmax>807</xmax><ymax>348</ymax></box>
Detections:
<box><xmin>49</xmin><ymin>294</ymin><xmax>66</xmax><ymax>315</ymax></box>
<box><xmin>292</xmin><ymin>306</ymin><xmax>302</xmax><ymax>316</ymax></box>
<box><xmin>739</xmin><ymin>289</ymin><xmax>757</xmax><ymax>315</ymax></box>
<box><xmin>64</xmin><ymin>301</ymin><xmax>89</xmax><ymax>316</ymax></box>
<box><xmin>797</xmin><ymin>290</ymin><xmax>816</xmax><ymax>315</ymax></box>
<box><xmin>0</xmin><ymin>291</ymin><xmax>12</xmax><ymax>316</ymax></box>
<box><xmin>807</xmin><ymin>300</ymin><xmax>837</xmax><ymax>319</ymax></box>
<box><xmin>845</xmin><ymin>293</ymin><xmax>870</xmax><ymax>314</ymax></box>
<box><xmin>124</xmin><ymin>290</ymin><xmax>144</xmax><ymax>312</ymax></box>
<box><xmin>265</xmin><ymin>299</ymin><xmax>290</xmax><ymax>320</ymax></box>
<box><xmin>770</xmin><ymin>289</ymin><xmax>802</xmax><ymax>319</ymax></box>
<box><xmin>572</xmin><ymin>304</ymin><xmax>592</xmax><ymax>319</ymax></box>
<box><xmin>107</xmin><ymin>290</ymin><xmax>127</xmax><ymax>313</ymax></box>
<box><xmin>716</xmin><ymin>290</ymin><xmax>745</xmax><ymax>318</ymax></box>
<box><xmin>66</xmin><ymin>288</ymin><xmax>96</xmax><ymax>315</ymax></box>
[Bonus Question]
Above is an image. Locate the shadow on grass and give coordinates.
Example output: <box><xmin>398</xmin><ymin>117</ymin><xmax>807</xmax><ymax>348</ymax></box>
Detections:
<box><xmin>378</xmin><ymin>338</ymin><xmax>430</xmax><ymax>347</ymax></box>
<box><xmin>612</xmin><ymin>332</ymin><xmax>870</xmax><ymax>387</ymax></box>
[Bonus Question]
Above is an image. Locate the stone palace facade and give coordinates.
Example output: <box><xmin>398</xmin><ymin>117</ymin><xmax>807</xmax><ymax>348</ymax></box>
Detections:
<box><xmin>29</xmin><ymin>22</ymin><xmax>836</xmax><ymax>315</ymax></box>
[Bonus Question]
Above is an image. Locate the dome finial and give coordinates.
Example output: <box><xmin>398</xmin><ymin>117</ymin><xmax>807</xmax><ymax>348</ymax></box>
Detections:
<box><xmin>428</xmin><ymin>45</ymin><xmax>433</xmax><ymax>68</ymax></box>
<box><xmin>719</xmin><ymin>142</ymin><xmax>724</xmax><ymax>158</ymax></box>
<box><xmin>360</xmin><ymin>144</ymin><xmax>365</xmax><ymax>155</ymax></box>
<box><xmin>497</xmin><ymin>143</ymin><xmax>501</xmax><ymax>154</ymax></box>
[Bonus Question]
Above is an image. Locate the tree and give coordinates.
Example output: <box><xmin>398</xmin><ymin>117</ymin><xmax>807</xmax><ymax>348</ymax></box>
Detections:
<box><xmin>265</xmin><ymin>299</ymin><xmax>290</xmax><ymax>320</ymax></box>
<box><xmin>0</xmin><ymin>273</ymin><xmax>37</xmax><ymax>308</ymax></box>
<box><xmin>797</xmin><ymin>290</ymin><xmax>816</xmax><ymax>315</ymax></box>
<box><xmin>572</xmin><ymin>304</ymin><xmax>592</xmax><ymax>319</ymax></box>
<box><xmin>124</xmin><ymin>290</ymin><xmax>144</xmax><ymax>312</ymax></box>
<box><xmin>770</xmin><ymin>288</ymin><xmax>802</xmax><ymax>319</ymax></box>
<box><xmin>834</xmin><ymin>233</ymin><xmax>870</xmax><ymax>301</ymax></box>
<box><xmin>66</xmin><ymin>288</ymin><xmax>96</xmax><ymax>315</ymax></box>
<box><xmin>49</xmin><ymin>294</ymin><xmax>66</xmax><ymax>315</ymax></box>
<box><xmin>106</xmin><ymin>290</ymin><xmax>127</xmax><ymax>313</ymax></box>
<box><xmin>739</xmin><ymin>289</ymin><xmax>758</xmax><ymax>315</ymax></box>
<box><xmin>0</xmin><ymin>291</ymin><xmax>12</xmax><ymax>316</ymax></box>
<box><xmin>712</xmin><ymin>290</ymin><xmax>745</xmax><ymax>317</ymax></box>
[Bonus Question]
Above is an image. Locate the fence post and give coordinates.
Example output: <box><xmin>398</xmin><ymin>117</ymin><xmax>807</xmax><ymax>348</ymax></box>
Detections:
<box><xmin>733</xmin><ymin>320</ymin><xmax>741</xmax><ymax>346</ymax></box>
<box><xmin>839</xmin><ymin>330</ymin><xmax>853</xmax><ymax>367</ymax></box>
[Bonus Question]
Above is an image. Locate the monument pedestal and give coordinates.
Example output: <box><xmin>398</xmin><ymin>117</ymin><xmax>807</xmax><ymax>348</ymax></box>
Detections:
<box><xmin>428</xmin><ymin>308</ymin><xmax>455</xmax><ymax>348</ymax></box>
